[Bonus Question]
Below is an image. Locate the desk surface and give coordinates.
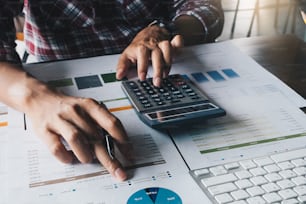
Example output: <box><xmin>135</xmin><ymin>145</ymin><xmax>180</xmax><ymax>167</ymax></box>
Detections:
<box><xmin>231</xmin><ymin>34</ymin><xmax>306</xmax><ymax>99</ymax></box>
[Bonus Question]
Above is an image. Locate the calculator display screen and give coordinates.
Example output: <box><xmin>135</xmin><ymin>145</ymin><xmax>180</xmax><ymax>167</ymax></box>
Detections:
<box><xmin>147</xmin><ymin>103</ymin><xmax>216</xmax><ymax>121</ymax></box>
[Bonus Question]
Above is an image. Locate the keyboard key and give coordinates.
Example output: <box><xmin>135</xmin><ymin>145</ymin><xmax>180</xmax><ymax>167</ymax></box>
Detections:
<box><xmin>293</xmin><ymin>166</ymin><xmax>306</xmax><ymax>176</ymax></box>
<box><xmin>291</xmin><ymin>176</ymin><xmax>306</xmax><ymax>186</ymax></box>
<box><xmin>201</xmin><ymin>173</ymin><xmax>237</xmax><ymax>187</ymax></box>
<box><xmin>209</xmin><ymin>166</ymin><xmax>227</xmax><ymax>176</ymax></box>
<box><xmin>246</xmin><ymin>186</ymin><xmax>265</xmax><ymax>196</ymax></box>
<box><xmin>249</xmin><ymin>167</ymin><xmax>267</xmax><ymax>176</ymax></box>
<box><xmin>253</xmin><ymin>157</ymin><xmax>274</xmax><ymax>166</ymax></box>
<box><xmin>291</xmin><ymin>158</ymin><xmax>306</xmax><ymax>167</ymax></box>
<box><xmin>250</xmin><ymin>176</ymin><xmax>268</xmax><ymax>186</ymax></box>
<box><xmin>281</xmin><ymin>198</ymin><xmax>299</xmax><ymax>204</ymax></box>
<box><xmin>208</xmin><ymin>183</ymin><xmax>237</xmax><ymax>196</ymax></box>
<box><xmin>235</xmin><ymin>170</ymin><xmax>252</xmax><ymax>179</ymax></box>
<box><xmin>231</xmin><ymin>189</ymin><xmax>249</xmax><ymax>200</ymax></box>
<box><xmin>277</xmin><ymin>179</ymin><xmax>296</xmax><ymax>189</ymax></box>
<box><xmin>263</xmin><ymin>192</ymin><xmax>282</xmax><ymax>203</ymax></box>
<box><xmin>298</xmin><ymin>195</ymin><xmax>306</xmax><ymax>203</ymax></box>
<box><xmin>235</xmin><ymin>179</ymin><xmax>253</xmax><ymax>189</ymax></box>
<box><xmin>239</xmin><ymin>160</ymin><xmax>256</xmax><ymax>169</ymax></box>
<box><xmin>224</xmin><ymin>162</ymin><xmax>240</xmax><ymax>170</ymax></box>
<box><xmin>278</xmin><ymin>189</ymin><xmax>298</xmax><ymax>200</ymax></box>
<box><xmin>263</xmin><ymin>164</ymin><xmax>281</xmax><ymax>173</ymax></box>
<box><xmin>279</xmin><ymin>170</ymin><xmax>297</xmax><ymax>179</ymax></box>
<box><xmin>261</xmin><ymin>183</ymin><xmax>280</xmax><ymax>193</ymax></box>
<box><xmin>215</xmin><ymin>193</ymin><xmax>233</xmax><ymax>204</ymax></box>
<box><xmin>278</xmin><ymin>161</ymin><xmax>295</xmax><ymax>170</ymax></box>
<box><xmin>194</xmin><ymin>168</ymin><xmax>210</xmax><ymax>177</ymax></box>
<box><xmin>246</xmin><ymin>196</ymin><xmax>266</xmax><ymax>204</ymax></box>
<box><xmin>264</xmin><ymin>173</ymin><xmax>282</xmax><ymax>182</ymax></box>
<box><xmin>293</xmin><ymin>185</ymin><xmax>306</xmax><ymax>195</ymax></box>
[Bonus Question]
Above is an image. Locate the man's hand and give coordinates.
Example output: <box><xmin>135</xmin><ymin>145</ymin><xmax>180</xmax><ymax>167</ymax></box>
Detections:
<box><xmin>0</xmin><ymin>61</ymin><xmax>131</xmax><ymax>182</ymax></box>
<box><xmin>24</xmin><ymin>86</ymin><xmax>131</xmax><ymax>181</ymax></box>
<box><xmin>116</xmin><ymin>24</ymin><xmax>183</xmax><ymax>87</ymax></box>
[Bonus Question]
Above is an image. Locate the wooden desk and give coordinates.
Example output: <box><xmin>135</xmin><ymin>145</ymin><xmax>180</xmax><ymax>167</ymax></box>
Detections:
<box><xmin>231</xmin><ymin>34</ymin><xmax>306</xmax><ymax>99</ymax></box>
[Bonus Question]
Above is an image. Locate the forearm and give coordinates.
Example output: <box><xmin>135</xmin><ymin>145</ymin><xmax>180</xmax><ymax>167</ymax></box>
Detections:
<box><xmin>174</xmin><ymin>15</ymin><xmax>206</xmax><ymax>46</ymax></box>
<box><xmin>172</xmin><ymin>0</ymin><xmax>224</xmax><ymax>44</ymax></box>
<box><xmin>0</xmin><ymin>62</ymin><xmax>52</xmax><ymax>114</ymax></box>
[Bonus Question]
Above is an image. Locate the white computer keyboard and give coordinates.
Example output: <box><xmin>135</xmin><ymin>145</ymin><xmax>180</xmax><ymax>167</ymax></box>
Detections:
<box><xmin>190</xmin><ymin>148</ymin><xmax>306</xmax><ymax>204</ymax></box>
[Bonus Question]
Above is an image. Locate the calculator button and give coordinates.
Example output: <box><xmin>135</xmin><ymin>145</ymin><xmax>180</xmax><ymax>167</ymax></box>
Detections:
<box><xmin>185</xmin><ymin>89</ymin><xmax>194</xmax><ymax>93</ymax></box>
<box><xmin>140</xmin><ymin>100</ymin><xmax>150</xmax><ymax>104</ymax></box>
<box><xmin>154</xmin><ymin>98</ymin><xmax>162</xmax><ymax>102</ymax></box>
<box><xmin>128</xmin><ymin>81</ymin><xmax>138</xmax><ymax>88</ymax></box>
<box><xmin>188</xmin><ymin>92</ymin><xmax>197</xmax><ymax>96</ymax></box>
<box><xmin>143</xmin><ymin>103</ymin><xmax>152</xmax><ymax>108</ymax></box>
<box><xmin>156</xmin><ymin>101</ymin><xmax>165</xmax><ymax>106</ymax></box>
<box><xmin>151</xmin><ymin>94</ymin><xmax>159</xmax><ymax>99</ymax></box>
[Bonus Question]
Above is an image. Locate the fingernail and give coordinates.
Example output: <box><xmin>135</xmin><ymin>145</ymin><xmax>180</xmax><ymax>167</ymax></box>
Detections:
<box><xmin>154</xmin><ymin>77</ymin><xmax>161</xmax><ymax>87</ymax></box>
<box><xmin>115</xmin><ymin>168</ymin><xmax>127</xmax><ymax>181</ymax></box>
<box><xmin>139</xmin><ymin>72</ymin><xmax>146</xmax><ymax>81</ymax></box>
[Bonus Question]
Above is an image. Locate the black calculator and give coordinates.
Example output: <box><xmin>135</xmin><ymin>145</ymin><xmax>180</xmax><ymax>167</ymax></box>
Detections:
<box><xmin>121</xmin><ymin>74</ymin><xmax>226</xmax><ymax>128</ymax></box>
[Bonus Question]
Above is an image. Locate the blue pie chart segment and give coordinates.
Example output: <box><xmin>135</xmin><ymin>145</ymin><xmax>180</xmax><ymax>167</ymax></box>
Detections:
<box><xmin>127</xmin><ymin>187</ymin><xmax>182</xmax><ymax>204</ymax></box>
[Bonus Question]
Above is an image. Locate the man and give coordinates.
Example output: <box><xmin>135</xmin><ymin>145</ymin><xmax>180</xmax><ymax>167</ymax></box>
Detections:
<box><xmin>0</xmin><ymin>0</ymin><xmax>224</xmax><ymax>181</ymax></box>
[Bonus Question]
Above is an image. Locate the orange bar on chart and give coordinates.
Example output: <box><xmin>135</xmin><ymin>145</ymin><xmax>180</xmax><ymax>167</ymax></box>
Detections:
<box><xmin>109</xmin><ymin>105</ymin><xmax>133</xmax><ymax>113</ymax></box>
<box><xmin>0</xmin><ymin>121</ymin><xmax>8</xmax><ymax>127</ymax></box>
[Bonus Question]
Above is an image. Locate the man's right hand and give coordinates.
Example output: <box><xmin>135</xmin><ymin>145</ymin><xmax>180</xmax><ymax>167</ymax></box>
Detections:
<box><xmin>0</xmin><ymin>62</ymin><xmax>131</xmax><ymax>181</ymax></box>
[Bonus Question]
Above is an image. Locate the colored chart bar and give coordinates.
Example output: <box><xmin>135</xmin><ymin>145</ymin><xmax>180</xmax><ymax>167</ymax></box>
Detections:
<box><xmin>101</xmin><ymin>73</ymin><xmax>117</xmax><ymax>83</ymax></box>
<box><xmin>0</xmin><ymin>122</ymin><xmax>8</xmax><ymax>127</ymax></box>
<box><xmin>207</xmin><ymin>71</ymin><xmax>226</xmax><ymax>82</ymax></box>
<box><xmin>191</xmin><ymin>72</ymin><xmax>209</xmax><ymax>83</ymax></box>
<box><xmin>75</xmin><ymin>75</ymin><xmax>102</xmax><ymax>89</ymax></box>
<box><xmin>109</xmin><ymin>105</ymin><xmax>133</xmax><ymax>112</ymax></box>
<box><xmin>101</xmin><ymin>73</ymin><xmax>128</xmax><ymax>83</ymax></box>
<box><xmin>48</xmin><ymin>78</ymin><xmax>74</xmax><ymax>88</ymax></box>
<box><xmin>222</xmin><ymin>68</ymin><xmax>240</xmax><ymax>78</ymax></box>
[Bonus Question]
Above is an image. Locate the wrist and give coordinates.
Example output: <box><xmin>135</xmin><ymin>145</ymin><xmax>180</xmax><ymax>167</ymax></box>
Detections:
<box><xmin>148</xmin><ymin>20</ymin><xmax>179</xmax><ymax>38</ymax></box>
<box><xmin>8</xmin><ymin>71</ymin><xmax>54</xmax><ymax>114</ymax></box>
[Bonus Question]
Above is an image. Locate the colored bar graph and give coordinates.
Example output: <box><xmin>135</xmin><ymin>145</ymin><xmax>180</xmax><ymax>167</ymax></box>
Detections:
<box><xmin>75</xmin><ymin>75</ymin><xmax>102</xmax><ymax>89</ymax></box>
<box><xmin>207</xmin><ymin>71</ymin><xmax>226</xmax><ymax>82</ymax></box>
<box><xmin>191</xmin><ymin>72</ymin><xmax>209</xmax><ymax>83</ymax></box>
<box><xmin>222</xmin><ymin>68</ymin><xmax>240</xmax><ymax>78</ymax></box>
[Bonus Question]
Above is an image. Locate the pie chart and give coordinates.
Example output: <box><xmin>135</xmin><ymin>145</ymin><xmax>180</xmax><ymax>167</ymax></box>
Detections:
<box><xmin>127</xmin><ymin>187</ymin><xmax>182</xmax><ymax>204</ymax></box>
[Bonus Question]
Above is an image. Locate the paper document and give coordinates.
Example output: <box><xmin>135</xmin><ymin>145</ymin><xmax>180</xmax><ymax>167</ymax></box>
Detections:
<box><xmin>5</xmin><ymin>40</ymin><xmax>306</xmax><ymax>203</ymax></box>
<box><xmin>6</xmin><ymin>63</ymin><xmax>208</xmax><ymax>203</ymax></box>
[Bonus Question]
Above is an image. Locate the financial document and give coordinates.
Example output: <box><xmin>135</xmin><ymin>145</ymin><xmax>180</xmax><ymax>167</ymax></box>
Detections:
<box><xmin>6</xmin><ymin>63</ymin><xmax>208</xmax><ymax>203</ymax></box>
<box><xmin>4</xmin><ymin>41</ymin><xmax>306</xmax><ymax>203</ymax></box>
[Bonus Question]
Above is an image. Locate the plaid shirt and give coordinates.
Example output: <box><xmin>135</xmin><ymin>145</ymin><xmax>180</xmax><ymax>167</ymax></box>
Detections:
<box><xmin>0</xmin><ymin>0</ymin><xmax>224</xmax><ymax>64</ymax></box>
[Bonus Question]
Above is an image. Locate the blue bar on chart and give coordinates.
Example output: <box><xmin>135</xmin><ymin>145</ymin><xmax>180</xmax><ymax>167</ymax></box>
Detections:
<box><xmin>222</xmin><ymin>68</ymin><xmax>240</xmax><ymax>78</ymax></box>
<box><xmin>207</xmin><ymin>71</ymin><xmax>226</xmax><ymax>82</ymax></box>
<box><xmin>191</xmin><ymin>72</ymin><xmax>209</xmax><ymax>83</ymax></box>
<box><xmin>75</xmin><ymin>75</ymin><xmax>102</xmax><ymax>89</ymax></box>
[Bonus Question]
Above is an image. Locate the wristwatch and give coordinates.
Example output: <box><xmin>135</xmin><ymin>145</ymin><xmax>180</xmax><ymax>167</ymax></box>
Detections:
<box><xmin>148</xmin><ymin>20</ymin><xmax>179</xmax><ymax>38</ymax></box>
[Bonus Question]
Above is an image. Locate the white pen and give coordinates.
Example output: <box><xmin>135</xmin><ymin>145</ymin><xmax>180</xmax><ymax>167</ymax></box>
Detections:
<box><xmin>103</xmin><ymin>130</ymin><xmax>115</xmax><ymax>160</ymax></box>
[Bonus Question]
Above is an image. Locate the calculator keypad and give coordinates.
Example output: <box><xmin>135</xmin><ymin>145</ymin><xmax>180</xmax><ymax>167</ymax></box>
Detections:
<box><xmin>122</xmin><ymin>74</ymin><xmax>207</xmax><ymax>112</ymax></box>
